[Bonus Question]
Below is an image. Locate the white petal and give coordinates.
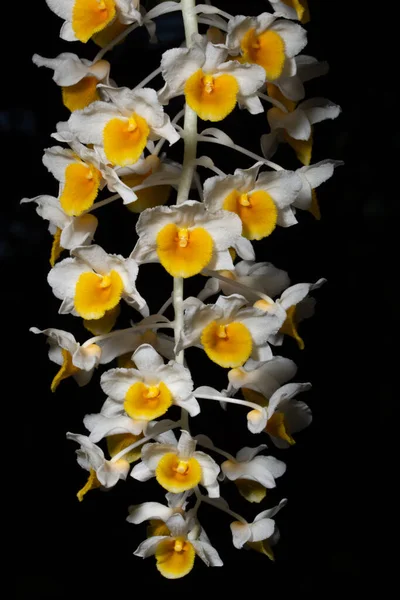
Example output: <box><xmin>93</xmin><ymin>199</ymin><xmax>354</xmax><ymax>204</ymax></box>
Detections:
<box><xmin>33</xmin><ymin>52</ymin><xmax>90</xmax><ymax>86</ymax></box>
<box><xmin>134</xmin><ymin>536</ymin><xmax>167</xmax><ymax>558</ymax></box>
<box><xmin>279</xmin><ymin>279</ymin><xmax>325</xmax><ymax>310</ymax></box>
<box><xmin>71</xmin><ymin>244</ymin><xmax>111</xmax><ymax>274</ymax></box>
<box><xmin>236</xmin><ymin>444</ymin><xmax>267</xmax><ymax>462</ymax></box>
<box><xmin>127</xmin><ymin>502</ymin><xmax>174</xmax><ymax>524</ymax></box>
<box><xmin>96</xmin><ymin>459</ymin><xmax>129</xmax><ymax>487</ymax></box>
<box><xmin>60</xmin><ymin>214</ymin><xmax>98</xmax><ymax>250</ymax></box>
<box><xmin>268</xmin><ymin>107</ymin><xmax>311</xmax><ymax>140</ymax></box>
<box><xmin>192</xmin><ymin>540</ymin><xmax>223</xmax><ymax>566</ymax></box>
<box><xmin>100</xmin><ymin>368</ymin><xmax>141</xmax><ymax>402</ymax></box>
<box><xmin>299</xmin><ymin>159</ymin><xmax>343</xmax><ymax>189</ymax></box>
<box><xmin>45</xmin><ymin>0</ymin><xmax>73</xmax><ymax>20</ymax></box>
<box><xmin>174</xmin><ymin>394</ymin><xmax>200</xmax><ymax>417</ymax></box>
<box><xmin>230</xmin><ymin>521</ymin><xmax>251</xmax><ymax>549</ymax></box>
<box><xmin>160</xmin><ymin>44</ymin><xmax>205</xmax><ymax>99</ymax></box>
<box><xmin>268</xmin><ymin>382</ymin><xmax>311</xmax><ymax>415</ymax></box>
<box><xmin>177</xmin><ymin>430</ymin><xmax>196</xmax><ymax>458</ymax></box>
<box><xmin>142</xmin><ymin>442</ymin><xmax>175</xmax><ymax>471</ymax></box>
<box><xmin>130</xmin><ymin>461</ymin><xmax>154</xmax><ymax>482</ymax></box>
<box><xmin>165</xmin><ymin>513</ymin><xmax>188</xmax><ymax>538</ymax></box>
<box><xmin>255</xmin><ymin>498</ymin><xmax>287</xmax><ymax>520</ymax></box>
<box><xmin>255</xmin><ymin>170</ymin><xmax>302</xmax><ymax>208</ymax></box>
<box><xmin>132</xmin><ymin>343</ymin><xmax>164</xmax><ymax>371</ymax></box>
<box><xmin>194</xmin><ymin>451</ymin><xmax>220</xmax><ymax>486</ymax></box>
<box><xmin>299</xmin><ymin>98</ymin><xmax>341</xmax><ymax>125</ymax></box>
<box><xmin>217</xmin><ymin>61</ymin><xmax>265</xmax><ymax>97</ymax></box>
<box><xmin>47</xmin><ymin>257</ymin><xmax>87</xmax><ymax>301</ymax></box>
<box><xmin>68</xmin><ymin>102</ymin><xmax>121</xmax><ymax>146</ymax></box>
<box><xmin>84</xmin><ymin>413</ymin><xmax>145</xmax><ymax>442</ymax></box>
<box><xmin>270</xmin><ymin>20</ymin><xmax>307</xmax><ymax>58</ymax></box>
<box><xmin>247</xmin><ymin>408</ymin><xmax>267</xmax><ymax>434</ymax></box>
<box><xmin>248</xmin><ymin>517</ymin><xmax>275</xmax><ymax>542</ymax></box>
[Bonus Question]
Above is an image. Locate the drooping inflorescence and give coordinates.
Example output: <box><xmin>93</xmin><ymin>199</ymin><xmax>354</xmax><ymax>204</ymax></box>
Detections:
<box><xmin>25</xmin><ymin>0</ymin><xmax>342</xmax><ymax>579</ymax></box>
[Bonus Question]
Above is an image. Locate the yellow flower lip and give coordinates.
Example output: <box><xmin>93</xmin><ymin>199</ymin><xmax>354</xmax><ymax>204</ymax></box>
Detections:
<box><xmin>156</xmin><ymin>223</ymin><xmax>213</xmax><ymax>278</ymax></box>
<box><xmin>124</xmin><ymin>382</ymin><xmax>172</xmax><ymax>420</ymax></box>
<box><xmin>155</xmin><ymin>453</ymin><xmax>202</xmax><ymax>493</ymax></box>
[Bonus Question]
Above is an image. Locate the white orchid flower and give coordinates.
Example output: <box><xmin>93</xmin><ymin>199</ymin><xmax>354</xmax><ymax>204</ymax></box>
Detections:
<box><xmin>198</xmin><ymin>260</ymin><xmax>290</xmax><ymax>303</ymax></box>
<box><xmin>131</xmin><ymin>430</ymin><xmax>220</xmax><ymax>497</ymax></box>
<box><xmin>293</xmin><ymin>159</ymin><xmax>343</xmax><ymax>219</ymax></box>
<box><xmin>226</xmin><ymin>13</ymin><xmax>307</xmax><ymax>82</ymax></box>
<box><xmin>131</xmin><ymin>200</ymin><xmax>249</xmax><ymax>278</ymax></box>
<box><xmin>159</xmin><ymin>34</ymin><xmax>265</xmax><ymax>121</ymax></box>
<box><xmin>268</xmin><ymin>0</ymin><xmax>310</xmax><ymax>24</ymax></box>
<box><xmin>264</xmin><ymin>278</ymin><xmax>326</xmax><ymax>349</ymax></box>
<box><xmin>221</xmin><ymin>444</ymin><xmax>286</xmax><ymax>503</ymax></box>
<box><xmin>179</xmin><ymin>294</ymin><xmax>286</xmax><ymax>367</ymax></box>
<box><xmin>47</xmin><ymin>244</ymin><xmax>148</xmax><ymax>330</ymax></box>
<box><xmin>261</xmin><ymin>91</ymin><xmax>341</xmax><ymax>166</ymax></box>
<box><xmin>45</xmin><ymin>0</ymin><xmax>142</xmax><ymax>43</ymax></box>
<box><xmin>21</xmin><ymin>195</ymin><xmax>98</xmax><ymax>266</ymax></box>
<box><xmin>203</xmin><ymin>162</ymin><xmax>302</xmax><ymax>240</ymax></box>
<box><xmin>134</xmin><ymin>513</ymin><xmax>222</xmax><ymax>579</ymax></box>
<box><xmin>67</xmin><ymin>432</ymin><xmax>130</xmax><ymax>501</ymax></box>
<box><xmin>30</xmin><ymin>327</ymin><xmax>101</xmax><ymax>391</ymax></box>
<box><xmin>43</xmin><ymin>144</ymin><xmax>137</xmax><ymax>215</ymax></box>
<box><xmin>32</xmin><ymin>52</ymin><xmax>110</xmax><ymax>111</ymax></box>
<box><xmin>68</xmin><ymin>86</ymin><xmax>179</xmax><ymax>167</ymax></box>
<box><xmin>230</xmin><ymin>499</ymin><xmax>287</xmax><ymax>559</ymax></box>
<box><xmin>228</xmin><ymin>355</ymin><xmax>297</xmax><ymax>399</ymax></box>
<box><xmin>263</xmin><ymin>382</ymin><xmax>312</xmax><ymax>447</ymax></box>
<box><xmin>100</xmin><ymin>344</ymin><xmax>200</xmax><ymax>422</ymax></box>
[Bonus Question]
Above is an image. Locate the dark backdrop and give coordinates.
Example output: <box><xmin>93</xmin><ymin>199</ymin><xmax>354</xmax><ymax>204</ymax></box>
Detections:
<box><xmin>4</xmin><ymin>1</ymin><xmax>395</xmax><ymax>596</ymax></box>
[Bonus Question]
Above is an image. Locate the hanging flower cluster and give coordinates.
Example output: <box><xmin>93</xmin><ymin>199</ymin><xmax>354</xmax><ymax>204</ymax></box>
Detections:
<box><xmin>25</xmin><ymin>0</ymin><xmax>341</xmax><ymax>579</ymax></box>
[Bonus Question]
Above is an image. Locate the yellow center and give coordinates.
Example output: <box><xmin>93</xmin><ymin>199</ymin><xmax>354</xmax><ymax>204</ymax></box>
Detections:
<box><xmin>103</xmin><ymin>112</ymin><xmax>150</xmax><ymax>166</ymax></box>
<box><xmin>51</xmin><ymin>348</ymin><xmax>80</xmax><ymax>392</ymax></box>
<box><xmin>60</xmin><ymin>162</ymin><xmax>101</xmax><ymax>216</ymax></box>
<box><xmin>156</xmin><ymin>223</ymin><xmax>213</xmax><ymax>278</ymax></box>
<box><xmin>266</xmin><ymin>411</ymin><xmax>295</xmax><ymax>445</ymax></box>
<box><xmin>235</xmin><ymin>479</ymin><xmax>267</xmax><ymax>503</ymax></box>
<box><xmin>247</xmin><ymin>540</ymin><xmax>275</xmax><ymax>561</ymax></box>
<box><xmin>62</xmin><ymin>76</ymin><xmax>100</xmax><ymax>112</ymax></box>
<box><xmin>155</xmin><ymin>453</ymin><xmax>202</xmax><ymax>493</ymax></box>
<box><xmin>240</xmin><ymin>28</ymin><xmax>285</xmax><ymax>80</ymax></box>
<box><xmin>223</xmin><ymin>189</ymin><xmax>278</xmax><ymax>240</ymax></box>
<box><xmin>74</xmin><ymin>269</ymin><xmax>124</xmax><ymax>320</ymax></box>
<box><xmin>107</xmin><ymin>432</ymin><xmax>144</xmax><ymax>463</ymax></box>
<box><xmin>72</xmin><ymin>0</ymin><xmax>116</xmax><ymax>43</ymax></box>
<box><xmin>184</xmin><ymin>69</ymin><xmax>239</xmax><ymax>122</ymax></box>
<box><xmin>280</xmin><ymin>305</ymin><xmax>304</xmax><ymax>349</ymax></box>
<box><xmin>124</xmin><ymin>382</ymin><xmax>172</xmax><ymax>420</ymax></box>
<box><xmin>155</xmin><ymin>538</ymin><xmax>196</xmax><ymax>579</ymax></box>
<box><xmin>201</xmin><ymin>321</ymin><xmax>253</xmax><ymax>368</ymax></box>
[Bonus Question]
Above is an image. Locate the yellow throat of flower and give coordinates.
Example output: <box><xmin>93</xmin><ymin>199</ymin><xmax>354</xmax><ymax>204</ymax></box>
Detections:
<box><xmin>156</xmin><ymin>224</ymin><xmax>213</xmax><ymax>278</ymax></box>
<box><xmin>155</xmin><ymin>453</ymin><xmax>202</xmax><ymax>493</ymax></box>
<box><xmin>201</xmin><ymin>321</ymin><xmax>253</xmax><ymax>368</ymax></box>
<box><xmin>74</xmin><ymin>270</ymin><xmax>124</xmax><ymax>320</ymax></box>
<box><xmin>240</xmin><ymin>28</ymin><xmax>285</xmax><ymax>80</ymax></box>
<box><xmin>103</xmin><ymin>112</ymin><xmax>150</xmax><ymax>166</ymax></box>
<box><xmin>124</xmin><ymin>381</ymin><xmax>172</xmax><ymax>420</ymax></box>
<box><xmin>155</xmin><ymin>538</ymin><xmax>196</xmax><ymax>579</ymax></box>
<box><xmin>184</xmin><ymin>69</ymin><xmax>239</xmax><ymax>122</ymax></box>
<box><xmin>223</xmin><ymin>190</ymin><xmax>278</xmax><ymax>240</ymax></box>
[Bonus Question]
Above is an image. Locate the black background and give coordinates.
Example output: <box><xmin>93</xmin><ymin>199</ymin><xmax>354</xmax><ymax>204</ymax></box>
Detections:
<box><xmin>4</xmin><ymin>1</ymin><xmax>396</xmax><ymax>596</ymax></box>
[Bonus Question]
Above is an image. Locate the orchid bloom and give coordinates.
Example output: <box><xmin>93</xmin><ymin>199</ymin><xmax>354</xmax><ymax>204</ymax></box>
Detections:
<box><xmin>131</xmin><ymin>201</ymin><xmax>248</xmax><ymax>278</ymax></box>
<box><xmin>45</xmin><ymin>0</ymin><xmax>142</xmax><ymax>43</ymax></box>
<box><xmin>33</xmin><ymin>52</ymin><xmax>110</xmax><ymax>111</ymax></box>
<box><xmin>159</xmin><ymin>34</ymin><xmax>265</xmax><ymax>121</ymax></box>
<box><xmin>261</xmin><ymin>85</ymin><xmax>341</xmax><ymax>165</ymax></box>
<box><xmin>134</xmin><ymin>513</ymin><xmax>222</xmax><ymax>579</ymax></box>
<box><xmin>221</xmin><ymin>444</ymin><xmax>286</xmax><ymax>503</ymax></box>
<box><xmin>100</xmin><ymin>344</ymin><xmax>200</xmax><ymax>422</ymax></box>
<box><xmin>204</xmin><ymin>162</ymin><xmax>302</xmax><ymax>240</ymax></box>
<box><xmin>131</xmin><ymin>430</ymin><xmax>220</xmax><ymax>497</ymax></box>
<box><xmin>226</xmin><ymin>13</ymin><xmax>307</xmax><ymax>82</ymax></box>
<box><xmin>179</xmin><ymin>294</ymin><xmax>286</xmax><ymax>367</ymax></box>
<box><xmin>68</xmin><ymin>86</ymin><xmax>179</xmax><ymax>167</ymax></box>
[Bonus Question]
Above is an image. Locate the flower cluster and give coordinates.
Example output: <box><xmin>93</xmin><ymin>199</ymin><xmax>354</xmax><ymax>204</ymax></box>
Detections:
<box><xmin>26</xmin><ymin>0</ymin><xmax>341</xmax><ymax>579</ymax></box>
